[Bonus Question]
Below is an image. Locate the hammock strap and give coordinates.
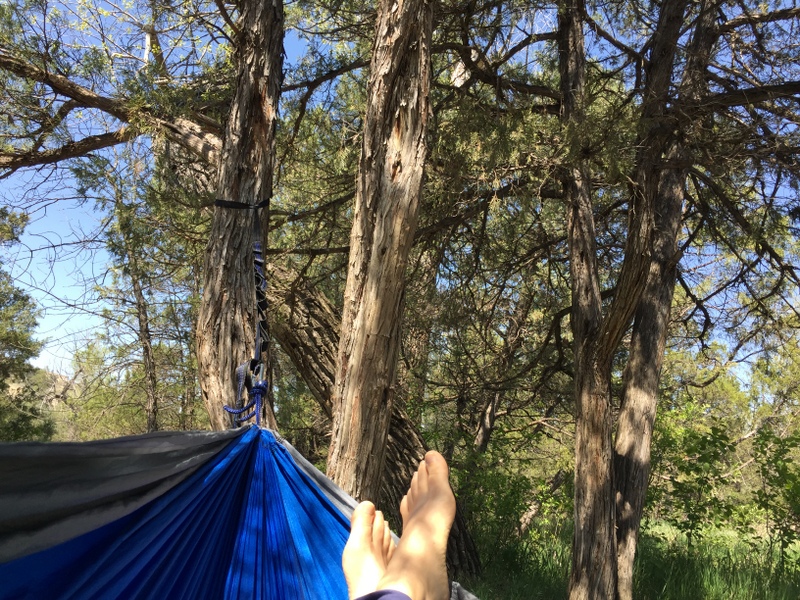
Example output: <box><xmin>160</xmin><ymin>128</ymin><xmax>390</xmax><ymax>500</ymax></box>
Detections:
<box><xmin>215</xmin><ymin>198</ymin><xmax>272</xmax><ymax>427</ymax></box>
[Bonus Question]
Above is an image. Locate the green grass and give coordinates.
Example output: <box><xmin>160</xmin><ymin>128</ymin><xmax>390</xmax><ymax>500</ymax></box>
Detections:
<box><xmin>461</xmin><ymin>523</ymin><xmax>800</xmax><ymax>600</ymax></box>
<box><xmin>634</xmin><ymin>524</ymin><xmax>800</xmax><ymax>600</ymax></box>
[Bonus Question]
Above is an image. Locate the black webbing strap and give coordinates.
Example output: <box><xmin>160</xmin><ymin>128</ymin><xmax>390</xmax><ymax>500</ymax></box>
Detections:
<box><xmin>213</xmin><ymin>198</ymin><xmax>270</xmax><ymax>210</ymax></box>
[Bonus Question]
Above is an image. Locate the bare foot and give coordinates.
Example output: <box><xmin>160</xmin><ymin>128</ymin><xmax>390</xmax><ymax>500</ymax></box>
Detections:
<box><xmin>375</xmin><ymin>451</ymin><xmax>456</xmax><ymax>600</ymax></box>
<box><xmin>342</xmin><ymin>501</ymin><xmax>395</xmax><ymax>599</ymax></box>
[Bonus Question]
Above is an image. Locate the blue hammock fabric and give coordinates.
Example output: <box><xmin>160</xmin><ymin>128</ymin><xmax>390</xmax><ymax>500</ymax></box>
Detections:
<box><xmin>0</xmin><ymin>426</ymin><xmax>350</xmax><ymax>599</ymax></box>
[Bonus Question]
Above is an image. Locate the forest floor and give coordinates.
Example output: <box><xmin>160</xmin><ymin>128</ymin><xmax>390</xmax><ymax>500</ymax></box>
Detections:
<box><xmin>462</xmin><ymin>523</ymin><xmax>800</xmax><ymax>600</ymax></box>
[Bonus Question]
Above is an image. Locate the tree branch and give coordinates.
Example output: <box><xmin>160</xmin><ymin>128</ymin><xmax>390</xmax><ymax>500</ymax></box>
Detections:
<box><xmin>445</xmin><ymin>44</ymin><xmax>560</xmax><ymax>100</ymax></box>
<box><xmin>0</xmin><ymin>48</ymin><xmax>223</xmax><ymax>169</ymax></box>
<box><xmin>0</xmin><ymin>127</ymin><xmax>135</xmax><ymax>177</ymax></box>
<box><xmin>690</xmin><ymin>167</ymin><xmax>800</xmax><ymax>286</ymax></box>
<box><xmin>30</xmin><ymin>99</ymin><xmax>80</xmax><ymax>150</ymax></box>
<box><xmin>0</xmin><ymin>47</ymin><xmax>130</xmax><ymax>121</ymax></box>
<box><xmin>717</xmin><ymin>7</ymin><xmax>800</xmax><ymax>33</ymax></box>
<box><xmin>494</xmin><ymin>31</ymin><xmax>559</xmax><ymax>69</ymax></box>
<box><xmin>282</xmin><ymin>59</ymin><xmax>369</xmax><ymax>93</ymax></box>
<box><xmin>696</xmin><ymin>81</ymin><xmax>800</xmax><ymax>110</ymax></box>
<box><xmin>213</xmin><ymin>0</ymin><xmax>240</xmax><ymax>38</ymax></box>
<box><xmin>583</xmin><ymin>13</ymin><xmax>643</xmax><ymax>66</ymax></box>
<box><xmin>157</xmin><ymin>117</ymin><xmax>222</xmax><ymax>165</ymax></box>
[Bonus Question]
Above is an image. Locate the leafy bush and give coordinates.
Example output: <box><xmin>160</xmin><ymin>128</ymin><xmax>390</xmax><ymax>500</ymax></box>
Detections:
<box><xmin>753</xmin><ymin>423</ymin><xmax>800</xmax><ymax>573</ymax></box>
<box><xmin>0</xmin><ymin>383</ymin><xmax>55</xmax><ymax>442</ymax></box>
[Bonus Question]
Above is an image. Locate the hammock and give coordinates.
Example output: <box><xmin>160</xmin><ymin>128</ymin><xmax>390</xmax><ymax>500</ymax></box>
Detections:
<box><xmin>0</xmin><ymin>426</ymin><xmax>354</xmax><ymax>599</ymax></box>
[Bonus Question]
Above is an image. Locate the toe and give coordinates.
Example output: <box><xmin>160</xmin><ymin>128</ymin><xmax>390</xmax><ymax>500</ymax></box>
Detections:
<box><xmin>350</xmin><ymin>501</ymin><xmax>376</xmax><ymax>541</ymax></box>
<box><xmin>382</xmin><ymin>521</ymin><xmax>393</xmax><ymax>555</ymax></box>
<box><xmin>372</xmin><ymin>510</ymin><xmax>386</xmax><ymax>548</ymax></box>
<box><xmin>415</xmin><ymin>461</ymin><xmax>429</xmax><ymax>498</ymax></box>
<box><xmin>424</xmin><ymin>451</ymin><xmax>449</xmax><ymax>480</ymax></box>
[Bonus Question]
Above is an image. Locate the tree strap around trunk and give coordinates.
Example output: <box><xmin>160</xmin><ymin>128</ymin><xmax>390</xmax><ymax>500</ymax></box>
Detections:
<box><xmin>215</xmin><ymin>198</ymin><xmax>272</xmax><ymax>427</ymax></box>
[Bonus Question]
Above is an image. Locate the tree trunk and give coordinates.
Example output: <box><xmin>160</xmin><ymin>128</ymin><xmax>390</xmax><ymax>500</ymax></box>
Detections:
<box><xmin>562</xmin><ymin>0</ymin><xmax>693</xmax><ymax>595</ymax></box>
<box><xmin>565</xmin><ymin>164</ymin><xmax>617</xmax><ymax>600</ymax></box>
<box><xmin>327</xmin><ymin>0</ymin><xmax>433</xmax><ymax>501</ymax></box>
<box><xmin>130</xmin><ymin>267</ymin><xmax>159</xmax><ymax>433</ymax></box>
<box><xmin>121</xmin><ymin>243</ymin><xmax>159</xmax><ymax>433</ymax></box>
<box><xmin>267</xmin><ymin>264</ymin><xmax>481</xmax><ymax>575</ymax></box>
<box><xmin>115</xmin><ymin>196</ymin><xmax>159</xmax><ymax>433</ymax></box>
<box><xmin>613</xmin><ymin>3</ymin><xmax>715</xmax><ymax>598</ymax></box>
<box><xmin>559</xmin><ymin>0</ymin><xmax>668</xmax><ymax>594</ymax></box>
<box><xmin>473</xmin><ymin>290</ymin><xmax>535</xmax><ymax>453</ymax></box>
<box><xmin>558</xmin><ymin>2</ymin><xmax>617</xmax><ymax>597</ymax></box>
<box><xmin>196</xmin><ymin>0</ymin><xmax>283</xmax><ymax>430</ymax></box>
<box><xmin>613</xmin><ymin>160</ymin><xmax>683</xmax><ymax>600</ymax></box>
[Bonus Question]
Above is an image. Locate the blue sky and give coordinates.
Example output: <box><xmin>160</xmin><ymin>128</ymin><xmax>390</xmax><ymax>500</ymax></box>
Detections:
<box><xmin>2</xmin><ymin>170</ymin><xmax>110</xmax><ymax>373</ymax></box>
<box><xmin>0</xmin><ymin>24</ymin><xmax>309</xmax><ymax>375</ymax></box>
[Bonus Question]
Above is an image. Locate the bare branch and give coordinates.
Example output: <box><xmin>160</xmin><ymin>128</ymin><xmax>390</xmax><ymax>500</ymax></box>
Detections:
<box><xmin>697</xmin><ymin>81</ymin><xmax>800</xmax><ymax>110</ymax></box>
<box><xmin>718</xmin><ymin>7</ymin><xmax>800</xmax><ymax>33</ymax></box>
<box><xmin>282</xmin><ymin>59</ymin><xmax>369</xmax><ymax>93</ymax></box>
<box><xmin>583</xmin><ymin>13</ymin><xmax>643</xmax><ymax>66</ymax></box>
<box><xmin>690</xmin><ymin>167</ymin><xmax>800</xmax><ymax>287</ymax></box>
<box><xmin>213</xmin><ymin>0</ymin><xmax>240</xmax><ymax>38</ymax></box>
<box><xmin>0</xmin><ymin>127</ymin><xmax>135</xmax><ymax>177</ymax></box>
<box><xmin>494</xmin><ymin>31</ymin><xmax>559</xmax><ymax>69</ymax></box>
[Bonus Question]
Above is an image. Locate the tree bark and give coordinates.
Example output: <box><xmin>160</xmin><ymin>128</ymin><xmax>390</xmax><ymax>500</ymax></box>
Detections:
<box><xmin>196</xmin><ymin>0</ymin><xmax>283</xmax><ymax>430</ymax></box>
<box><xmin>565</xmin><ymin>163</ymin><xmax>617</xmax><ymax>600</ymax></box>
<box><xmin>613</xmin><ymin>159</ymin><xmax>683</xmax><ymax>600</ymax></box>
<box><xmin>130</xmin><ymin>264</ymin><xmax>159</xmax><ymax>433</ymax></box>
<box><xmin>327</xmin><ymin>0</ymin><xmax>434</xmax><ymax>501</ymax></box>
<box><xmin>558</xmin><ymin>2</ymin><xmax>617</xmax><ymax>598</ymax></box>
<box><xmin>613</xmin><ymin>3</ymin><xmax>714</xmax><ymax>598</ymax></box>
<box><xmin>267</xmin><ymin>264</ymin><xmax>481</xmax><ymax>575</ymax></box>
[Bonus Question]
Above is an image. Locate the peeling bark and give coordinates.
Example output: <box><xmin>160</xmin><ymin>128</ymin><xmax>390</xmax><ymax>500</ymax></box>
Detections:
<box><xmin>267</xmin><ymin>264</ymin><xmax>480</xmax><ymax>575</ymax></box>
<box><xmin>559</xmin><ymin>2</ymin><xmax>617</xmax><ymax>597</ymax></box>
<box><xmin>613</xmin><ymin>3</ymin><xmax>715</xmax><ymax>598</ymax></box>
<box><xmin>327</xmin><ymin>0</ymin><xmax>434</xmax><ymax>502</ymax></box>
<box><xmin>196</xmin><ymin>0</ymin><xmax>283</xmax><ymax>430</ymax></box>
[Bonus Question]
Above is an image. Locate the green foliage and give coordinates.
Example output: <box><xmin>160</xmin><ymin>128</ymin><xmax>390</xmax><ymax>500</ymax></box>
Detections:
<box><xmin>0</xmin><ymin>375</ymin><xmax>55</xmax><ymax>442</ymax></box>
<box><xmin>58</xmin><ymin>342</ymin><xmax>148</xmax><ymax>440</ymax></box>
<box><xmin>0</xmin><ymin>209</ymin><xmax>52</xmax><ymax>441</ymax></box>
<box><xmin>0</xmin><ymin>269</ymin><xmax>41</xmax><ymax>383</ymax></box>
<box><xmin>457</xmin><ymin>456</ymin><xmax>571</xmax><ymax>600</ymax></box>
<box><xmin>0</xmin><ymin>207</ymin><xmax>27</xmax><ymax>242</ymax></box>
<box><xmin>462</xmin><ymin>533</ymin><xmax>570</xmax><ymax>600</ymax></box>
<box><xmin>649</xmin><ymin>338</ymin><xmax>800</xmax><ymax>581</ymax></box>
<box><xmin>450</xmin><ymin>446</ymin><xmax>574</xmax><ymax>598</ymax></box>
<box><xmin>665</xmin><ymin>425</ymin><xmax>735</xmax><ymax>547</ymax></box>
<box><xmin>466</xmin><ymin>522</ymin><xmax>800</xmax><ymax>600</ymax></box>
<box><xmin>456</xmin><ymin>458</ymin><xmax>534</xmax><ymax>561</ymax></box>
<box><xmin>0</xmin><ymin>209</ymin><xmax>40</xmax><ymax>384</ymax></box>
<box><xmin>753</xmin><ymin>423</ymin><xmax>800</xmax><ymax>571</ymax></box>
